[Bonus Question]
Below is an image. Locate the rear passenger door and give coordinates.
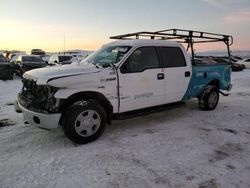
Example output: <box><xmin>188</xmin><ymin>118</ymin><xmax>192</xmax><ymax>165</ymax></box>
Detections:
<box><xmin>118</xmin><ymin>47</ymin><xmax>165</xmax><ymax>113</ymax></box>
<box><xmin>158</xmin><ymin>47</ymin><xmax>192</xmax><ymax>103</ymax></box>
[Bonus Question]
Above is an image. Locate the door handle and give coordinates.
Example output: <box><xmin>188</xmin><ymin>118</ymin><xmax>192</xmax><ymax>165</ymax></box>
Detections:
<box><xmin>157</xmin><ymin>73</ymin><xmax>164</xmax><ymax>80</ymax></box>
<box><xmin>185</xmin><ymin>71</ymin><xmax>191</xmax><ymax>77</ymax></box>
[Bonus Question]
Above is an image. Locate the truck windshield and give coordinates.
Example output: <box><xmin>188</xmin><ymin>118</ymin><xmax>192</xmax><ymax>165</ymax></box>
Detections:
<box><xmin>81</xmin><ymin>46</ymin><xmax>131</xmax><ymax>67</ymax></box>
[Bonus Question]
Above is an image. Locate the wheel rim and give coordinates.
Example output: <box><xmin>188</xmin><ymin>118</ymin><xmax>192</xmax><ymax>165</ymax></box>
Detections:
<box><xmin>74</xmin><ymin>110</ymin><xmax>101</xmax><ymax>137</ymax></box>
<box><xmin>208</xmin><ymin>91</ymin><xmax>219</xmax><ymax>108</ymax></box>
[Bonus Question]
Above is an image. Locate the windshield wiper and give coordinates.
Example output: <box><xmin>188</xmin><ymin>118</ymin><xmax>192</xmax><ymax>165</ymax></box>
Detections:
<box><xmin>101</xmin><ymin>62</ymin><xmax>117</xmax><ymax>68</ymax></box>
<box><xmin>95</xmin><ymin>63</ymin><xmax>101</xmax><ymax>68</ymax></box>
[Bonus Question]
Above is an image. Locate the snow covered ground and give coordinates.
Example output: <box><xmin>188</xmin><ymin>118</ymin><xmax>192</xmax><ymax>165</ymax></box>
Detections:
<box><xmin>0</xmin><ymin>71</ymin><xmax>250</xmax><ymax>188</ymax></box>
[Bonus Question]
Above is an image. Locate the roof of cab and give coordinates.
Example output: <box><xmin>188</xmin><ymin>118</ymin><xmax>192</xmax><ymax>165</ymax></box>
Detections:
<box><xmin>103</xmin><ymin>39</ymin><xmax>181</xmax><ymax>48</ymax></box>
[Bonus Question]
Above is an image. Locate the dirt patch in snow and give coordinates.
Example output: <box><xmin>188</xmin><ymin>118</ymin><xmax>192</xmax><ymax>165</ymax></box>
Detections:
<box><xmin>218</xmin><ymin>128</ymin><xmax>238</xmax><ymax>135</ymax></box>
<box><xmin>199</xmin><ymin>127</ymin><xmax>212</xmax><ymax>132</ymax></box>
<box><xmin>209</xmin><ymin>143</ymin><xmax>243</xmax><ymax>162</ymax></box>
<box><xmin>199</xmin><ymin>178</ymin><xmax>218</xmax><ymax>188</ymax></box>
<box><xmin>5</xmin><ymin>102</ymin><xmax>14</xmax><ymax>106</ymax></box>
<box><xmin>0</xmin><ymin>119</ymin><xmax>15</xmax><ymax>127</ymax></box>
<box><xmin>226</xmin><ymin>164</ymin><xmax>236</xmax><ymax>170</ymax></box>
<box><xmin>235</xmin><ymin>92</ymin><xmax>250</xmax><ymax>97</ymax></box>
<box><xmin>143</xmin><ymin>129</ymin><xmax>155</xmax><ymax>134</ymax></box>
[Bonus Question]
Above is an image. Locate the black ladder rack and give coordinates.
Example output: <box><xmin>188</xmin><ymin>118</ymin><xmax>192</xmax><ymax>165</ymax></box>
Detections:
<box><xmin>110</xmin><ymin>29</ymin><xmax>233</xmax><ymax>63</ymax></box>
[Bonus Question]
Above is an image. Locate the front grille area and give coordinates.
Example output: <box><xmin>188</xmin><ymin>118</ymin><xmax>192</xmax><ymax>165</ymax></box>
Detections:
<box><xmin>19</xmin><ymin>79</ymin><xmax>58</xmax><ymax>112</ymax></box>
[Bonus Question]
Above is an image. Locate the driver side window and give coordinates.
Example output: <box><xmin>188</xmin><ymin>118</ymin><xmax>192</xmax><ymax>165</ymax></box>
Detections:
<box><xmin>121</xmin><ymin>47</ymin><xmax>159</xmax><ymax>73</ymax></box>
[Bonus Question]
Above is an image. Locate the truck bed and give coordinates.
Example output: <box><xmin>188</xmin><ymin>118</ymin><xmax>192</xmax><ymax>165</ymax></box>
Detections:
<box><xmin>182</xmin><ymin>63</ymin><xmax>231</xmax><ymax>101</ymax></box>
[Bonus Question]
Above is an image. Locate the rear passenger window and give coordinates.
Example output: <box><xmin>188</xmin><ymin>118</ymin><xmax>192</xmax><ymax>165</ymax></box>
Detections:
<box><xmin>159</xmin><ymin>47</ymin><xmax>186</xmax><ymax>68</ymax></box>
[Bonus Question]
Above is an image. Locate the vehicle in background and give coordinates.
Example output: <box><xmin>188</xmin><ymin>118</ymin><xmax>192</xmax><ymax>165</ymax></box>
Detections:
<box><xmin>195</xmin><ymin>56</ymin><xmax>244</xmax><ymax>72</ymax></box>
<box><xmin>11</xmin><ymin>55</ymin><xmax>46</xmax><ymax>76</ymax></box>
<box><xmin>0</xmin><ymin>53</ymin><xmax>14</xmax><ymax>80</ymax></box>
<box><xmin>31</xmin><ymin>49</ymin><xmax>45</xmax><ymax>55</ymax></box>
<box><xmin>0</xmin><ymin>53</ymin><xmax>8</xmax><ymax>62</ymax></box>
<box><xmin>231</xmin><ymin>62</ymin><xmax>244</xmax><ymax>71</ymax></box>
<box><xmin>211</xmin><ymin>57</ymin><xmax>244</xmax><ymax>72</ymax></box>
<box><xmin>71</xmin><ymin>54</ymin><xmax>86</xmax><ymax>62</ymax></box>
<box><xmin>9</xmin><ymin>54</ymin><xmax>16</xmax><ymax>61</ymax></box>
<box><xmin>230</xmin><ymin>56</ymin><xmax>242</xmax><ymax>62</ymax></box>
<box><xmin>235</xmin><ymin>58</ymin><xmax>250</xmax><ymax>69</ymax></box>
<box><xmin>193</xmin><ymin>57</ymin><xmax>217</xmax><ymax>65</ymax></box>
<box><xmin>8</xmin><ymin>52</ymin><xmax>27</xmax><ymax>63</ymax></box>
<box><xmin>9</xmin><ymin>54</ymin><xmax>18</xmax><ymax>63</ymax></box>
<box><xmin>60</xmin><ymin>50</ymin><xmax>92</xmax><ymax>62</ymax></box>
<box><xmin>48</xmin><ymin>55</ymin><xmax>74</xmax><ymax>65</ymax></box>
<box><xmin>3</xmin><ymin>51</ymin><xmax>25</xmax><ymax>61</ymax></box>
<box><xmin>39</xmin><ymin>55</ymin><xmax>51</xmax><ymax>64</ymax></box>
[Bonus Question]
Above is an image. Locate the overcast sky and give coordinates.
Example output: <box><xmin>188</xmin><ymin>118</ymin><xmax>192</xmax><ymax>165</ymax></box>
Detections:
<box><xmin>0</xmin><ymin>0</ymin><xmax>250</xmax><ymax>52</ymax></box>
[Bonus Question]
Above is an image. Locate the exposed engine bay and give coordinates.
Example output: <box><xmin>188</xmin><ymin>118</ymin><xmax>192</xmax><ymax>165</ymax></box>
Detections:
<box><xmin>18</xmin><ymin>78</ymin><xmax>60</xmax><ymax>113</ymax></box>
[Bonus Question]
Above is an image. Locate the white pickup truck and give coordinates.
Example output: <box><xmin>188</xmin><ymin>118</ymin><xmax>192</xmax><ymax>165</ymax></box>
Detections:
<box><xmin>16</xmin><ymin>29</ymin><xmax>233</xmax><ymax>144</ymax></box>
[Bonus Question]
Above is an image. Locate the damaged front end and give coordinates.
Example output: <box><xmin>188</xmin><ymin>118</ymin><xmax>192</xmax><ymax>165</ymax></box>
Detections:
<box><xmin>18</xmin><ymin>78</ymin><xmax>61</xmax><ymax>113</ymax></box>
<box><xmin>16</xmin><ymin>78</ymin><xmax>62</xmax><ymax>129</ymax></box>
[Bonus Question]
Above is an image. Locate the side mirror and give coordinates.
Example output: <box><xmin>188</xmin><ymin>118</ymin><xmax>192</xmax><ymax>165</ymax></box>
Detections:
<box><xmin>120</xmin><ymin>64</ymin><xmax>130</xmax><ymax>73</ymax></box>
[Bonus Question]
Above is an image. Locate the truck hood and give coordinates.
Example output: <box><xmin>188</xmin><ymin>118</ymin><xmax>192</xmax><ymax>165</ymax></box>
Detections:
<box><xmin>23</xmin><ymin>64</ymin><xmax>101</xmax><ymax>85</ymax></box>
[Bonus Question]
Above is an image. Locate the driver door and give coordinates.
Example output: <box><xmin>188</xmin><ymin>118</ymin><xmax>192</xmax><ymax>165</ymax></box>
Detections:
<box><xmin>118</xmin><ymin>47</ymin><xmax>165</xmax><ymax>113</ymax></box>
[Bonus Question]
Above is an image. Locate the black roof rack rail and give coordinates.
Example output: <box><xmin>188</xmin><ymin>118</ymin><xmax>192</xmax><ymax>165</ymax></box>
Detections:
<box><xmin>110</xmin><ymin>28</ymin><xmax>233</xmax><ymax>64</ymax></box>
<box><xmin>110</xmin><ymin>29</ymin><xmax>233</xmax><ymax>45</ymax></box>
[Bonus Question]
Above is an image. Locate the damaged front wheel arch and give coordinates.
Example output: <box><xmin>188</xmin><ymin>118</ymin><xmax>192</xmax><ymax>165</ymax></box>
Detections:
<box><xmin>59</xmin><ymin>92</ymin><xmax>113</xmax><ymax>126</ymax></box>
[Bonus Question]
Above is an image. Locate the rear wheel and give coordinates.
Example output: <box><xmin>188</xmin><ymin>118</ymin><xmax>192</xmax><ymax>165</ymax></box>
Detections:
<box><xmin>199</xmin><ymin>85</ymin><xmax>219</xmax><ymax>110</ymax></box>
<box><xmin>63</xmin><ymin>100</ymin><xmax>107</xmax><ymax>144</ymax></box>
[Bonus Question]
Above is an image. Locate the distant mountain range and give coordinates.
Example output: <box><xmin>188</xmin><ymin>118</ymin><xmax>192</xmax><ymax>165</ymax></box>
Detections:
<box><xmin>0</xmin><ymin>49</ymin><xmax>93</xmax><ymax>56</ymax></box>
<box><xmin>1</xmin><ymin>49</ymin><xmax>249</xmax><ymax>58</ymax></box>
<box><xmin>196</xmin><ymin>50</ymin><xmax>250</xmax><ymax>58</ymax></box>
<box><xmin>59</xmin><ymin>49</ymin><xmax>93</xmax><ymax>55</ymax></box>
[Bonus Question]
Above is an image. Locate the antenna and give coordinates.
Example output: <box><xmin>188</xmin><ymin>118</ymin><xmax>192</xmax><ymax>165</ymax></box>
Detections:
<box><xmin>63</xmin><ymin>34</ymin><xmax>66</xmax><ymax>54</ymax></box>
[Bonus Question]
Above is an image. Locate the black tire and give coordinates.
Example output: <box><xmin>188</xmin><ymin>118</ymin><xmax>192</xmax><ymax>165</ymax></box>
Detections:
<box><xmin>199</xmin><ymin>85</ymin><xmax>219</xmax><ymax>111</ymax></box>
<box><xmin>15</xmin><ymin>69</ymin><xmax>22</xmax><ymax>77</ymax></box>
<box><xmin>7</xmin><ymin>72</ymin><xmax>13</xmax><ymax>80</ymax></box>
<box><xmin>63</xmin><ymin>100</ymin><xmax>107</xmax><ymax>144</ymax></box>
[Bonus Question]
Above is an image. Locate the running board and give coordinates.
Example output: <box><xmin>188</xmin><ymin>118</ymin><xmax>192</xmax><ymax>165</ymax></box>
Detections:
<box><xmin>113</xmin><ymin>102</ymin><xmax>185</xmax><ymax>120</ymax></box>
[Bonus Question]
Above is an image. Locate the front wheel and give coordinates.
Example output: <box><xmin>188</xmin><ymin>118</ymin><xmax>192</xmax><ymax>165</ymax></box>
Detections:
<box><xmin>63</xmin><ymin>100</ymin><xmax>107</xmax><ymax>144</ymax></box>
<box><xmin>199</xmin><ymin>85</ymin><xmax>219</xmax><ymax>110</ymax></box>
